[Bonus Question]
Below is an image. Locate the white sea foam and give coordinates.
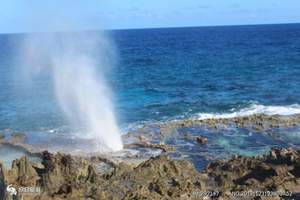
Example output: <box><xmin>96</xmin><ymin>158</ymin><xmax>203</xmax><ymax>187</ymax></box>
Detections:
<box><xmin>195</xmin><ymin>104</ymin><xmax>300</xmax><ymax>120</ymax></box>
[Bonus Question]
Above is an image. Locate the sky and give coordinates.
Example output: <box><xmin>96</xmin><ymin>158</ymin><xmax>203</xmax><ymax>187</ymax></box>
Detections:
<box><xmin>0</xmin><ymin>0</ymin><xmax>300</xmax><ymax>33</ymax></box>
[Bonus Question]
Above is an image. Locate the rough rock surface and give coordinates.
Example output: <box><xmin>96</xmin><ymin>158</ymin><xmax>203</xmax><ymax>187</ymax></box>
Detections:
<box><xmin>196</xmin><ymin>136</ymin><xmax>208</xmax><ymax>145</ymax></box>
<box><xmin>0</xmin><ymin>148</ymin><xmax>300</xmax><ymax>199</ymax></box>
<box><xmin>205</xmin><ymin>148</ymin><xmax>300</xmax><ymax>199</ymax></box>
<box><xmin>155</xmin><ymin>114</ymin><xmax>300</xmax><ymax>135</ymax></box>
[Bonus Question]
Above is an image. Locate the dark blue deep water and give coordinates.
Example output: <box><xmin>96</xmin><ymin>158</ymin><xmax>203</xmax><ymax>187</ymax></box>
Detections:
<box><xmin>113</xmin><ymin>24</ymin><xmax>300</xmax><ymax>125</ymax></box>
<box><xmin>1</xmin><ymin>24</ymin><xmax>300</xmax><ymax>164</ymax></box>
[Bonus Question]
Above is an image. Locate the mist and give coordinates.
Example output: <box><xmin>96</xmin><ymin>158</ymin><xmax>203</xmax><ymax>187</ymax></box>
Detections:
<box><xmin>18</xmin><ymin>31</ymin><xmax>123</xmax><ymax>152</ymax></box>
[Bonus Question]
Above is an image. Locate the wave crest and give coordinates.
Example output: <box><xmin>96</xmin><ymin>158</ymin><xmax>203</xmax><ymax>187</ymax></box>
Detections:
<box><xmin>195</xmin><ymin>104</ymin><xmax>300</xmax><ymax>120</ymax></box>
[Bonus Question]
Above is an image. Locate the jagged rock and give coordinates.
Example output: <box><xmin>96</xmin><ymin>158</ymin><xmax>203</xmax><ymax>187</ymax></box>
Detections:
<box><xmin>93</xmin><ymin>155</ymin><xmax>207</xmax><ymax>200</ymax></box>
<box><xmin>196</xmin><ymin>136</ymin><xmax>208</xmax><ymax>144</ymax></box>
<box><xmin>0</xmin><ymin>163</ymin><xmax>6</xmax><ymax>200</ymax></box>
<box><xmin>154</xmin><ymin>113</ymin><xmax>300</xmax><ymax>133</ymax></box>
<box><xmin>38</xmin><ymin>151</ymin><xmax>91</xmax><ymax>196</ymax></box>
<box><xmin>5</xmin><ymin>156</ymin><xmax>39</xmax><ymax>186</ymax></box>
<box><xmin>0</xmin><ymin>148</ymin><xmax>299</xmax><ymax>199</ymax></box>
<box><xmin>0</xmin><ymin>157</ymin><xmax>40</xmax><ymax>200</ymax></box>
<box><xmin>204</xmin><ymin>148</ymin><xmax>300</xmax><ymax>198</ymax></box>
<box><xmin>124</xmin><ymin>142</ymin><xmax>175</xmax><ymax>152</ymax></box>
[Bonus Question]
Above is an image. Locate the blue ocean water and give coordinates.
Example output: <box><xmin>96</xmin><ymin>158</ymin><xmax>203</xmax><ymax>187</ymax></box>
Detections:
<box><xmin>1</xmin><ymin>24</ymin><xmax>300</xmax><ymax>162</ymax></box>
<box><xmin>112</xmin><ymin>24</ymin><xmax>300</xmax><ymax>125</ymax></box>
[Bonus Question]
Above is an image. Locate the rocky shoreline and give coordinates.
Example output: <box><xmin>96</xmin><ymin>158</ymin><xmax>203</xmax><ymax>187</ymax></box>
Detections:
<box><xmin>155</xmin><ymin>113</ymin><xmax>300</xmax><ymax>134</ymax></box>
<box><xmin>1</xmin><ymin>114</ymin><xmax>300</xmax><ymax>199</ymax></box>
<box><xmin>0</xmin><ymin>147</ymin><xmax>299</xmax><ymax>199</ymax></box>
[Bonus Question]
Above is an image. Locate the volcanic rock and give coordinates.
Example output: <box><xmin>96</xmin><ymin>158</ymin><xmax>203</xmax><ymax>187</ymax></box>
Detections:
<box><xmin>0</xmin><ymin>148</ymin><xmax>300</xmax><ymax>199</ymax></box>
<box><xmin>204</xmin><ymin>148</ymin><xmax>300</xmax><ymax>199</ymax></box>
<box><xmin>196</xmin><ymin>136</ymin><xmax>208</xmax><ymax>145</ymax></box>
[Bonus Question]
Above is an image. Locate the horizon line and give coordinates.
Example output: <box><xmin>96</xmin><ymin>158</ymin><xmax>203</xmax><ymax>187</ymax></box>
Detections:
<box><xmin>112</xmin><ymin>22</ymin><xmax>300</xmax><ymax>31</ymax></box>
<box><xmin>1</xmin><ymin>22</ymin><xmax>300</xmax><ymax>35</ymax></box>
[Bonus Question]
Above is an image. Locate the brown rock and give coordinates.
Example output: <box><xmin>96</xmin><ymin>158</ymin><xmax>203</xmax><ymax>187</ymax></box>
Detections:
<box><xmin>205</xmin><ymin>148</ymin><xmax>300</xmax><ymax>197</ymax></box>
<box><xmin>0</xmin><ymin>148</ymin><xmax>299</xmax><ymax>200</ymax></box>
<box><xmin>196</xmin><ymin>136</ymin><xmax>208</xmax><ymax>144</ymax></box>
<box><xmin>6</xmin><ymin>156</ymin><xmax>39</xmax><ymax>186</ymax></box>
<box><xmin>0</xmin><ymin>163</ymin><xmax>6</xmax><ymax>200</ymax></box>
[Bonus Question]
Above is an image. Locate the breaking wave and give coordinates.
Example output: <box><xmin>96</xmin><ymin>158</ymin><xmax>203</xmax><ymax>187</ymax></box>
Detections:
<box><xmin>195</xmin><ymin>104</ymin><xmax>300</xmax><ymax>120</ymax></box>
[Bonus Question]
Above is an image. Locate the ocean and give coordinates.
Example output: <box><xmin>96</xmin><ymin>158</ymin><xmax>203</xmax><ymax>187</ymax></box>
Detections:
<box><xmin>112</xmin><ymin>24</ymin><xmax>300</xmax><ymax>124</ymax></box>
<box><xmin>1</xmin><ymin>23</ymin><xmax>300</xmax><ymax>168</ymax></box>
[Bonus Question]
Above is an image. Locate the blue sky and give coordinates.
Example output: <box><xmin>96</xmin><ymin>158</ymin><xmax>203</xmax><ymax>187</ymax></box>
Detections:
<box><xmin>0</xmin><ymin>0</ymin><xmax>300</xmax><ymax>33</ymax></box>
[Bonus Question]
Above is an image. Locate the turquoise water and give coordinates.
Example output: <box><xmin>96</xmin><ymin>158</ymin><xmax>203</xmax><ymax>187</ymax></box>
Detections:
<box><xmin>1</xmin><ymin>24</ymin><xmax>300</xmax><ymax>167</ymax></box>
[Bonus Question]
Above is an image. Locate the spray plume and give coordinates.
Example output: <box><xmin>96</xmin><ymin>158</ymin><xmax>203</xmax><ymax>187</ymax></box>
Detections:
<box><xmin>19</xmin><ymin>31</ymin><xmax>123</xmax><ymax>152</ymax></box>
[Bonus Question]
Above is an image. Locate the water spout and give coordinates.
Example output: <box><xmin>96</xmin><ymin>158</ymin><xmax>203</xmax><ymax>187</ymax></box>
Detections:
<box><xmin>19</xmin><ymin>32</ymin><xmax>123</xmax><ymax>152</ymax></box>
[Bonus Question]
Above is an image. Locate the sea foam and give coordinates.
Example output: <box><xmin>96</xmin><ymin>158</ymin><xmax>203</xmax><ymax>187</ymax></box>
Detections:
<box><xmin>195</xmin><ymin>104</ymin><xmax>300</xmax><ymax>120</ymax></box>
